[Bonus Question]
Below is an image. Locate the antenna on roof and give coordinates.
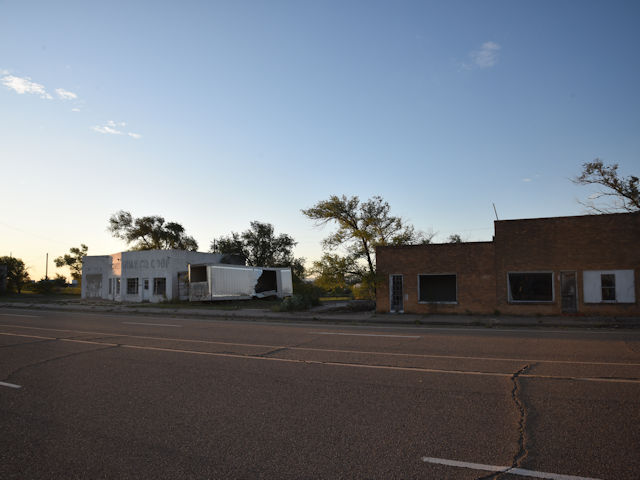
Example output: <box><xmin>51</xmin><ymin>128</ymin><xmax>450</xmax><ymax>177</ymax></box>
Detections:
<box><xmin>492</xmin><ymin>203</ymin><xmax>499</xmax><ymax>220</ymax></box>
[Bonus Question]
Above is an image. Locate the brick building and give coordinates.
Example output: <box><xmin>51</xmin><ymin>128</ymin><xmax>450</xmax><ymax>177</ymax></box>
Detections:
<box><xmin>376</xmin><ymin>212</ymin><xmax>639</xmax><ymax>316</ymax></box>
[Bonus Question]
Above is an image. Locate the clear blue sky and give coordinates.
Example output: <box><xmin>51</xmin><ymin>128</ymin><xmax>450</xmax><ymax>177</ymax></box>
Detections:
<box><xmin>1</xmin><ymin>0</ymin><xmax>639</xmax><ymax>281</ymax></box>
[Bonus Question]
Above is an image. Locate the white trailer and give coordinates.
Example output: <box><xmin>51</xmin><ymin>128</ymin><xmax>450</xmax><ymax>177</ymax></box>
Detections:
<box><xmin>188</xmin><ymin>264</ymin><xmax>293</xmax><ymax>301</ymax></box>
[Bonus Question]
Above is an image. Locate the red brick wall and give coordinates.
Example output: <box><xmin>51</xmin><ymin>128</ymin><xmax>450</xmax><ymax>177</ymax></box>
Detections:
<box><xmin>494</xmin><ymin>212</ymin><xmax>640</xmax><ymax>316</ymax></box>
<box><xmin>376</xmin><ymin>212</ymin><xmax>640</xmax><ymax>316</ymax></box>
<box><xmin>376</xmin><ymin>242</ymin><xmax>496</xmax><ymax>314</ymax></box>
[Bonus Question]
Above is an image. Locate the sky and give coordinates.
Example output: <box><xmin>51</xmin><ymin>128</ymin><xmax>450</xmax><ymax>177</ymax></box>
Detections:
<box><xmin>1</xmin><ymin>0</ymin><xmax>639</xmax><ymax>281</ymax></box>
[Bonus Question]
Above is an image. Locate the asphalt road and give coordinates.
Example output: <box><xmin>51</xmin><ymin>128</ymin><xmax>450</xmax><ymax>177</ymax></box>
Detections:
<box><xmin>1</xmin><ymin>308</ymin><xmax>639</xmax><ymax>479</ymax></box>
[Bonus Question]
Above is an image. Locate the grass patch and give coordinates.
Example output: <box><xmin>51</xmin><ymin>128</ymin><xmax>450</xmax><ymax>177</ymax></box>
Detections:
<box><xmin>0</xmin><ymin>292</ymin><xmax>81</xmax><ymax>303</ymax></box>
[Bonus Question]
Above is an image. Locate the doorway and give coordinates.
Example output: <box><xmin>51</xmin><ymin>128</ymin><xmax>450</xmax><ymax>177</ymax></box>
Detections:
<box><xmin>560</xmin><ymin>271</ymin><xmax>577</xmax><ymax>313</ymax></box>
<box><xmin>390</xmin><ymin>275</ymin><xmax>403</xmax><ymax>313</ymax></box>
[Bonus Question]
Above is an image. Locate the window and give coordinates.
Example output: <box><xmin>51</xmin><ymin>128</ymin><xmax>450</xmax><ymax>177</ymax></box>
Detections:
<box><xmin>115</xmin><ymin>278</ymin><xmax>120</xmax><ymax>295</ymax></box>
<box><xmin>601</xmin><ymin>274</ymin><xmax>616</xmax><ymax>301</ymax></box>
<box><xmin>153</xmin><ymin>277</ymin><xmax>166</xmax><ymax>295</ymax></box>
<box><xmin>127</xmin><ymin>278</ymin><xmax>139</xmax><ymax>295</ymax></box>
<box><xmin>108</xmin><ymin>278</ymin><xmax>113</xmax><ymax>295</ymax></box>
<box><xmin>508</xmin><ymin>272</ymin><xmax>553</xmax><ymax>302</ymax></box>
<box><xmin>419</xmin><ymin>274</ymin><xmax>457</xmax><ymax>303</ymax></box>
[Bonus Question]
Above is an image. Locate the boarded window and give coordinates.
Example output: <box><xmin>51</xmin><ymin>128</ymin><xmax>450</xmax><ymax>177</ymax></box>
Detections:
<box><xmin>419</xmin><ymin>274</ymin><xmax>457</xmax><ymax>303</ymax></box>
<box><xmin>127</xmin><ymin>278</ymin><xmax>139</xmax><ymax>295</ymax></box>
<box><xmin>508</xmin><ymin>272</ymin><xmax>553</xmax><ymax>302</ymax></box>
<box><xmin>601</xmin><ymin>274</ymin><xmax>616</xmax><ymax>301</ymax></box>
<box><xmin>153</xmin><ymin>277</ymin><xmax>166</xmax><ymax>296</ymax></box>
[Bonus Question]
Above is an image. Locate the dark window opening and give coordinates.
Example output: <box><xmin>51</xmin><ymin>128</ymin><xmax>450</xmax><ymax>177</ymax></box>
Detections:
<box><xmin>419</xmin><ymin>274</ymin><xmax>457</xmax><ymax>303</ymax></box>
<box><xmin>115</xmin><ymin>278</ymin><xmax>120</xmax><ymax>294</ymax></box>
<box><xmin>508</xmin><ymin>273</ymin><xmax>553</xmax><ymax>302</ymax></box>
<box><xmin>601</xmin><ymin>274</ymin><xmax>616</xmax><ymax>301</ymax></box>
<box><xmin>127</xmin><ymin>278</ymin><xmax>139</xmax><ymax>295</ymax></box>
<box><xmin>256</xmin><ymin>270</ymin><xmax>277</xmax><ymax>293</ymax></box>
<box><xmin>153</xmin><ymin>277</ymin><xmax>166</xmax><ymax>295</ymax></box>
<box><xmin>190</xmin><ymin>266</ymin><xmax>207</xmax><ymax>283</ymax></box>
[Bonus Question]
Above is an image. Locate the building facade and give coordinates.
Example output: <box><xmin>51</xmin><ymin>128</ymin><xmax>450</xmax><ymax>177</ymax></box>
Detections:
<box><xmin>376</xmin><ymin>212</ymin><xmax>640</xmax><ymax>316</ymax></box>
<box><xmin>81</xmin><ymin>250</ymin><xmax>226</xmax><ymax>302</ymax></box>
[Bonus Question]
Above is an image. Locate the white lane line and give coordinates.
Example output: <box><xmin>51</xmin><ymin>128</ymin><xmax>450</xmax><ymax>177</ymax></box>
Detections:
<box><xmin>0</xmin><ymin>313</ymin><xmax>40</xmax><ymax>318</ymax></box>
<box><xmin>2</xmin><ymin>324</ymin><xmax>640</xmax><ymax>367</ymax></box>
<box><xmin>122</xmin><ymin>322</ymin><xmax>182</xmax><ymax>327</ymax></box>
<box><xmin>1</xmin><ymin>332</ymin><xmax>639</xmax><ymax>383</ymax></box>
<box><xmin>310</xmin><ymin>331</ymin><xmax>420</xmax><ymax>339</ymax></box>
<box><xmin>0</xmin><ymin>381</ymin><xmax>22</xmax><ymax>389</ymax></box>
<box><xmin>421</xmin><ymin>457</ymin><xmax>602</xmax><ymax>480</ymax></box>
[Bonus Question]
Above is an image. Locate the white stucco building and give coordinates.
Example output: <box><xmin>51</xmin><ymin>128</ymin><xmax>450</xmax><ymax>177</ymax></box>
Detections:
<box><xmin>81</xmin><ymin>249</ymin><xmax>293</xmax><ymax>303</ymax></box>
<box><xmin>82</xmin><ymin>250</ymin><xmax>227</xmax><ymax>302</ymax></box>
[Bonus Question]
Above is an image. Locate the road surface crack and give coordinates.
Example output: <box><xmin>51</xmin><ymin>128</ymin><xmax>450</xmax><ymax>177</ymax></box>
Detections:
<box><xmin>2</xmin><ymin>344</ymin><xmax>120</xmax><ymax>385</ymax></box>
<box><xmin>476</xmin><ymin>364</ymin><xmax>531</xmax><ymax>480</ymax></box>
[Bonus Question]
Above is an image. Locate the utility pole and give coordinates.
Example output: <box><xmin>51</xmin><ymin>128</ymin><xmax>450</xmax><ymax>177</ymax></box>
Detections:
<box><xmin>45</xmin><ymin>253</ymin><xmax>48</xmax><ymax>280</ymax></box>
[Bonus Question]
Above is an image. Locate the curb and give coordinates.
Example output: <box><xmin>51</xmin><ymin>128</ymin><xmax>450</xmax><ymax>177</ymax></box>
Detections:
<box><xmin>1</xmin><ymin>302</ymin><xmax>640</xmax><ymax>329</ymax></box>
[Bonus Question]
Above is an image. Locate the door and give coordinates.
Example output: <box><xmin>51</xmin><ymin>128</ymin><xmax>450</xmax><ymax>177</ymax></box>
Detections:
<box><xmin>142</xmin><ymin>278</ymin><xmax>150</xmax><ymax>301</ymax></box>
<box><xmin>560</xmin><ymin>271</ymin><xmax>577</xmax><ymax>313</ymax></box>
<box><xmin>390</xmin><ymin>275</ymin><xmax>404</xmax><ymax>313</ymax></box>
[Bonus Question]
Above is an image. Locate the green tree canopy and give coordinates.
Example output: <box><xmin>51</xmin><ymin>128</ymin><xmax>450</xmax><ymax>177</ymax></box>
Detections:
<box><xmin>210</xmin><ymin>221</ymin><xmax>305</xmax><ymax>278</ymax></box>
<box><xmin>302</xmin><ymin>195</ymin><xmax>431</xmax><ymax>284</ymax></box>
<box><xmin>0</xmin><ymin>256</ymin><xmax>30</xmax><ymax>294</ymax></box>
<box><xmin>310</xmin><ymin>253</ymin><xmax>363</xmax><ymax>293</ymax></box>
<box><xmin>573</xmin><ymin>160</ymin><xmax>639</xmax><ymax>213</ymax></box>
<box><xmin>54</xmin><ymin>244</ymin><xmax>88</xmax><ymax>281</ymax></box>
<box><xmin>108</xmin><ymin>211</ymin><xmax>198</xmax><ymax>251</ymax></box>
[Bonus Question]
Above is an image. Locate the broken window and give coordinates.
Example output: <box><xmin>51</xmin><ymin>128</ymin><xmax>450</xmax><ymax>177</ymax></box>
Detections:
<box><xmin>419</xmin><ymin>274</ymin><xmax>457</xmax><ymax>303</ymax></box>
<box><xmin>153</xmin><ymin>277</ymin><xmax>166</xmax><ymax>296</ymax></box>
<box><xmin>508</xmin><ymin>272</ymin><xmax>553</xmax><ymax>302</ymax></box>
<box><xmin>601</xmin><ymin>274</ymin><xmax>616</xmax><ymax>301</ymax></box>
<box><xmin>190</xmin><ymin>266</ymin><xmax>207</xmax><ymax>283</ymax></box>
<box><xmin>127</xmin><ymin>278</ymin><xmax>139</xmax><ymax>295</ymax></box>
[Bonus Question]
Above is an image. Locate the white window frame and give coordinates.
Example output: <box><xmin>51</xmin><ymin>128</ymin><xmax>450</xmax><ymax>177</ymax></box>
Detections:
<box><xmin>583</xmin><ymin>270</ymin><xmax>636</xmax><ymax>304</ymax></box>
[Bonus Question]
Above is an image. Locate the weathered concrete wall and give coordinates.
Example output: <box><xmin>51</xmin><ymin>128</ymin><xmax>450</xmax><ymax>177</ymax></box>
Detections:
<box><xmin>81</xmin><ymin>250</ymin><xmax>224</xmax><ymax>302</ymax></box>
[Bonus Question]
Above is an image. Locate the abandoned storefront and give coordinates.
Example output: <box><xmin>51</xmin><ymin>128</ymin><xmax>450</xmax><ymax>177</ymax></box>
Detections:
<box><xmin>81</xmin><ymin>250</ymin><xmax>239</xmax><ymax>302</ymax></box>
<box><xmin>376</xmin><ymin>212</ymin><xmax>640</xmax><ymax>316</ymax></box>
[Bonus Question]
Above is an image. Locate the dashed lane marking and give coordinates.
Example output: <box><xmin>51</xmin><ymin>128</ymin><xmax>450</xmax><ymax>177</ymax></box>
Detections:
<box><xmin>421</xmin><ymin>456</ymin><xmax>602</xmax><ymax>480</ymax></box>
<box><xmin>0</xmin><ymin>381</ymin><xmax>22</xmax><ymax>389</ymax></box>
<box><xmin>0</xmin><ymin>332</ymin><xmax>639</xmax><ymax>383</ymax></box>
<box><xmin>1</xmin><ymin>325</ymin><xmax>640</xmax><ymax>367</ymax></box>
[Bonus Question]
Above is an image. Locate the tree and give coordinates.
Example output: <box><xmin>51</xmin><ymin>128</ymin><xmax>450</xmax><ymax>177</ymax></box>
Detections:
<box><xmin>210</xmin><ymin>221</ymin><xmax>305</xmax><ymax>277</ymax></box>
<box><xmin>447</xmin><ymin>234</ymin><xmax>463</xmax><ymax>243</ymax></box>
<box><xmin>310</xmin><ymin>253</ymin><xmax>363</xmax><ymax>294</ymax></box>
<box><xmin>54</xmin><ymin>244</ymin><xmax>88</xmax><ymax>282</ymax></box>
<box><xmin>108</xmin><ymin>211</ymin><xmax>198</xmax><ymax>251</ymax></box>
<box><xmin>0</xmin><ymin>256</ymin><xmax>30</xmax><ymax>294</ymax></box>
<box><xmin>302</xmin><ymin>195</ymin><xmax>430</xmax><ymax>279</ymax></box>
<box><xmin>573</xmin><ymin>160</ymin><xmax>639</xmax><ymax>213</ymax></box>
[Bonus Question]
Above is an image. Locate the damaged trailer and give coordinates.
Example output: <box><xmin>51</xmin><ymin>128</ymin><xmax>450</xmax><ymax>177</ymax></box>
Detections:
<box><xmin>188</xmin><ymin>264</ymin><xmax>293</xmax><ymax>302</ymax></box>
